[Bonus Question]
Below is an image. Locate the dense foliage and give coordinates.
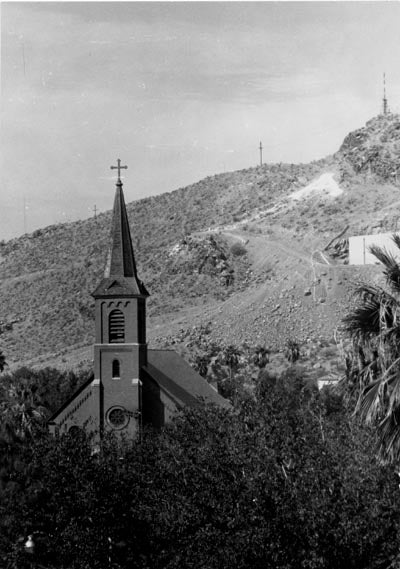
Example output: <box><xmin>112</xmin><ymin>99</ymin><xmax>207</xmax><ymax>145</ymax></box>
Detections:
<box><xmin>0</xmin><ymin>349</ymin><xmax>7</xmax><ymax>373</ymax></box>
<box><xmin>0</xmin><ymin>367</ymin><xmax>92</xmax><ymax>491</ymax></box>
<box><xmin>1</xmin><ymin>369</ymin><xmax>399</xmax><ymax>569</ymax></box>
<box><xmin>182</xmin><ymin>335</ymin><xmax>271</xmax><ymax>402</ymax></box>
<box><xmin>342</xmin><ymin>234</ymin><xmax>400</xmax><ymax>464</ymax></box>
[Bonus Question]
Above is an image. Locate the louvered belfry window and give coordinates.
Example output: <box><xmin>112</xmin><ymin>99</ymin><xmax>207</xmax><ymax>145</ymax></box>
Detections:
<box><xmin>109</xmin><ymin>309</ymin><xmax>125</xmax><ymax>343</ymax></box>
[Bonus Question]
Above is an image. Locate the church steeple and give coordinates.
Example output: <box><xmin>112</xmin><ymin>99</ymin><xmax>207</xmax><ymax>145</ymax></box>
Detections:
<box><xmin>90</xmin><ymin>160</ymin><xmax>148</xmax><ymax>437</ymax></box>
<box><xmin>107</xmin><ymin>179</ymin><xmax>137</xmax><ymax>278</ymax></box>
<box><xmin>104</xmin><ymin>178</ymin><xmax>144</xmax><ymax>288</ymax></box>
<box><xmin>93</xmin><ymin>161</ymin><xmax>148</xmax><ymax>298</ymax></box>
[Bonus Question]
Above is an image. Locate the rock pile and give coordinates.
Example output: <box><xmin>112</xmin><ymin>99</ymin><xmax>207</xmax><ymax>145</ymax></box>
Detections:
<box><xmin>168</xmin><ymin>235</ymin><xmax>237</xmax><ymax>287</ymax></box>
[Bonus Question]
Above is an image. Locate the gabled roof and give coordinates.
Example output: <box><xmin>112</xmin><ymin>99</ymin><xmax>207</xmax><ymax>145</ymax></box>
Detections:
<box><xmin>92</xmin><ymin>180</ymin><xmax>148</xmax><ymax>298</ymax></box>
<box><xmin>145</xmin><ymin>349</ymin><xmax>231</xmax><ymax>409</ymax></box>
<box><xmin>47</xmin><ymin>375</ymin><xmax>94</xmax><ymax>424</ymax></box>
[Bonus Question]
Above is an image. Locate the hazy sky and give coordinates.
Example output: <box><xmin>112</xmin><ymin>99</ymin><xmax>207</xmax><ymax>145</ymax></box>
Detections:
<box><xmin>2</xmin><ymin>1</ymin><xmax>400</xmax><ymax>240</ymax></box>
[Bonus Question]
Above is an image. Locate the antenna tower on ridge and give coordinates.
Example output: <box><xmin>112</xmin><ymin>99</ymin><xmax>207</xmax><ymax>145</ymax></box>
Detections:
<box><xmin>382</xmin><ymin>73</ymin><xmax>389</xmax><ymax>115</ymax></box>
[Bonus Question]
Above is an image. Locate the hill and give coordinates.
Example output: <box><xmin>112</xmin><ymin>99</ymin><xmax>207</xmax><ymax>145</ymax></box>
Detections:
<box><xmin>0</xmin><ymin>113</ymin><xmax>399</xmax><ymax>371</ymax></box>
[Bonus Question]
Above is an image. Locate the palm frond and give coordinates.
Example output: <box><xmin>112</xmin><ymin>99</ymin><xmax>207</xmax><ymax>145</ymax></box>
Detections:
<box><xmin>343</xmin><ymin>283</ymin><xmax>400</xmax><ymax>346</ymax></box>
<box><xmin>357</xmin><ymin>378</ymin><xmax>383</xmax><ymax>424</ymax></box>
<box><xmin>358</xmin><ymin>356</ymin><xmax>400</xmax><ymax>421</ymax></box>
<box><xmin>369</xmin><ymin>242</ymin><xmax>400</xmax><ymax>294</ymax></box>
<box><xmin>343</xmin><ymin>289</ymin><xmax>382</xmax><ymax>341</ymax></box>
<box><xmin>384</xmin><ymin>369</ymin><xmax>400</xmax><ymax>416</ymax></box>
<box><xmin>379</xmin><ymin>295</ymin><xmax>400</xmax><ymax>332</ymax></box>
<box><xmin>391</xmin><ymin>233</ymin><xmax>400</xmax><ymax>252</ymax></box>
<box><xmin>352</xmin><ymin>282</ymin><xmax>384</xmax><ymax>300</ymax></box>
<box><xmin>369</xmin><ymin>244</ymin><xmax>396</xmax><ymax>267</ymax></box>
<box><xmin>378</xmin><ymin>408</ymin><xmax>400</xmax><ymax>464</ymax></box>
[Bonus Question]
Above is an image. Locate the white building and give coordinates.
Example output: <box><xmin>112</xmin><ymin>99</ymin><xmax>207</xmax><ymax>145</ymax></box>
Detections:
<box><xmin>349</xmin><ymin>232</ymin><xmax>400</xmax><ymax>265</ymax></box>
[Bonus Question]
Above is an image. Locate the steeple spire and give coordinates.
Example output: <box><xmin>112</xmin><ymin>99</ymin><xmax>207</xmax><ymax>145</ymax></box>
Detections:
<box><xmin>92</xmin><ymin>161</ymin><xmax>148</xmax><ymax>298</ymax></box>
<box><xmin>106</xmin><ymin>178</ymin><xmax>138</xmax><ymax>279</ymax></box>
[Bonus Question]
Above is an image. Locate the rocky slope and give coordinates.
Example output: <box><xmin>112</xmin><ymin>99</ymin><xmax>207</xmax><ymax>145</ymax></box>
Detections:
<box><xmin>338</xmin><ymin>113</ymin><xmax>400</xmax><ymax>181</ymax></box>
<box><xmin>0</xmin><ymin>113</ymin><xmax>399</xmax><ymax>370</ymax></box>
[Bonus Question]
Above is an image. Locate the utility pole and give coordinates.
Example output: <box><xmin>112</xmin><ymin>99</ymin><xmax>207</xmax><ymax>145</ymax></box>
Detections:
<box><xmin>93</xmin><ymin>204</ymin><xmax>98</xmax><ymax>220</ymax></box>
<box><xmin>23</xmin><ymin>196</ymin><xmax>27</xmax><ymax>234</ymax></box>
<box><xmin>382</xmin><ymin>73</ymin><xmax>389</xmax><ymax>115</ymax></box>
<box><xmin>259</xmin><ymin>141</ymin><xmax>263</xmax><ymax>166</ymax></box>
<box><xmin>22</xmin><ymin>43</ymin><xmax>26</xmax><ymax>77</ymax></box>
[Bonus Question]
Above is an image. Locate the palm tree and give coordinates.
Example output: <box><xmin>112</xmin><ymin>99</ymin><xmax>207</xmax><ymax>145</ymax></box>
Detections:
<box><xmin>1</xmin><ymin>374</ymin><xmax>49</xmax><ymax>447</ymax></box>
<box><xmin>193</xmin><ymin>354</ymin><xmax>210</xmax><ymax>378</ymax></box>
<box><xmin>0</xmin><ymin>376</ymin><xmax>49</xmax><ymax>490</ymax></box>
<box><xmin>342</xmin><ymin>234</ymin><xmax>400</xmax><ymax>464</ymax></box>
<box><xmin>5</xmin><ymin>378</ymin><xmax>49</xmax><ymax>439</ymax></box>
<box><xmin>221</xmin><ymin>345</ymin><xmax>241</xmax><ymax>380</ymax></box>
<box><xmin>284</xmin><ymin>339</ymin><xmax>300</xmax><ymax>364</ymax></box>
<box><xmin>251</xmin><ymin>345</ymin><xmax>269</xmax><ymax>369</ymax></box>
<box><xmin>0</xmin><ymin>408</ymin><xmax>24</xmax><ymax>491</ymax></box>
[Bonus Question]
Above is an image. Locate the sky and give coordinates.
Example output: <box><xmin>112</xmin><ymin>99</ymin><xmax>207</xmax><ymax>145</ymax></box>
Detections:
<box><xmin>1</xmin><ymin>1</ymin><xmax>400</xmax><ymax>241</ymax></box>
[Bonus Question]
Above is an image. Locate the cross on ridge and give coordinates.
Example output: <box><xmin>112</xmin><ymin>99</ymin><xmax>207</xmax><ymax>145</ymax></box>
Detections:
<box><xmin>110</xmin><ymin>159</ymin><xmax>128</xmax><ymax>182</ymax></box>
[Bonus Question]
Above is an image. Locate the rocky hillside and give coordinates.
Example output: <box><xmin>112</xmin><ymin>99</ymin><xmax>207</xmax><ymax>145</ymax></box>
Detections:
<box><xmin>0</xmin><ymin>113</ymin><xmax>399</xmax><ymax>370</ymax></box>
<box><xmin>338</xmin><ymin>113</ymin><xmax>400</xmax><ymax>181</ymax></box>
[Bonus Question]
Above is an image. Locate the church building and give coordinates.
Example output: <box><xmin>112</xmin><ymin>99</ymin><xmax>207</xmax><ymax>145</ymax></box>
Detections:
<box><xmin>48</xmin><ymin>162</ymin><xmax>229</xmax><ymax>437</ymax></box>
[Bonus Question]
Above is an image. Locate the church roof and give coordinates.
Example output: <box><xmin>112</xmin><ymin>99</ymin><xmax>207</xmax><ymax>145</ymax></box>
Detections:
<box><xmin>145</xmin><ymin>349</ymin><xmax>231</xmax><ymax>409</ymax></box>
<box><xmin>92</xmin><ymin>179</ymin><xmax>148</xmax><ymax>298</ymax></box>
<box><xmin>47</xmin><ymin>375</ymin><xmax>94</xmax><ymax>424</ymax></box>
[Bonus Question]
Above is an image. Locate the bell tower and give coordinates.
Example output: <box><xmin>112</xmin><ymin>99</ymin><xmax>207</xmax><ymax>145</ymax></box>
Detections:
<box><xmin>91</xmin><ymin>160</ymin><xmax>149</xmax><ymax>436</ymax></box>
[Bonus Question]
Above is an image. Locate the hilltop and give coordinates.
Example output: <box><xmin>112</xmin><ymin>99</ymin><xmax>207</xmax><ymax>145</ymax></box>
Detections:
<box><xmin>0</xmin><ymin>113</ymin><xmax>399</xmax><ymax>371</ymax></box>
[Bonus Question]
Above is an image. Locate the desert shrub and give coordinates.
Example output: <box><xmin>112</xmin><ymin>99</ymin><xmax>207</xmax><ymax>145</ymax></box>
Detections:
<box><xmin>247</xmin><ymin>224</ymin><xmax>262</xmax><ymax>234</ymax></box>
<box><xmin>230</xmin><ymin>242</ymin><xmax>247</xmax><ymax>257</ymax></box>
<box><xmin>320</xmin><ymin>346</ymin><xmax>338</xmax><ymax>359</ymax></box>
<box><xmin>284</xmin><ymin>339</ymin><xmax>300</xmax><ymax>363</ymax></box>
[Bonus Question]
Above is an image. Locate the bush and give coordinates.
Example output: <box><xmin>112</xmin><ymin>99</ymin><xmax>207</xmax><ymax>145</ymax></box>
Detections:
<box><xmin>230</xmin><ymin>242</ymin><xmax>247</xmax><ymax>257</ymax></box>
<box><xmin>2</xmin><ymin>376</ymin><xmax>400</xmax><ymax>569</ymax></box>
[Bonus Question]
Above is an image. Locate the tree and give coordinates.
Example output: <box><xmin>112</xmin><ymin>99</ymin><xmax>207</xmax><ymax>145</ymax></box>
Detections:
<box><xmin>0</xmin><ymin>350</ymin><xmax>7</xmax><ymax>373</ymax></box>
<box><xmin>2</xmin><ymin>372</ymin><xmax>399</xmax><ymax>569</ymax></box>
<box><xmin>0</xmin><ymin>367</ymin><xmax>92</xmax><ymax>495</ymax></box>
<box><xmin>251</xmin><ymin>344</ymin><xmax>269</xmax><ymax>369</ymax></box>
<box><xmin>0</xmin><ymin>373</ymin><xmax>49</xmax><ymax>495</ymax></box>
<box><xmin>207</xmin><ymin>344</ymin><xmax>243</xmax><ymax>401</ymax></box>
<box><xmin>192</xmin><ymin>353</ymin><xmax>210</xmax><ymax>378</ymax></box>
<box><xmin>1</xmin><ymin>378</ymin><xmax>48</xmax><ymax>440</ymax></box>
<box><xmin>284</xmin><ymin>338</ymin><xmax>300</xmax><ymax>363</ymax></box>
<box><xmin>342</xmin><ymin>234</ymin><xmax>400</xmax><ymax>463</ymax></box>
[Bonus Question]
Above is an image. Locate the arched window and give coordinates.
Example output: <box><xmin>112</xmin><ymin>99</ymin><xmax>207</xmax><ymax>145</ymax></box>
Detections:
<box><xmin>109</xmin><ymin>309</ymin><xmax>125</xmax><ymax>343</ymax></box>
<box><xmin>112</xmin><ymin>359</ymin><xmax>120</xmax><ymax>379</ymax></box>
<box><xmin>68</xmin><ymin>425</ymin><xmax>85</xmax><ymax>439</ymax></box>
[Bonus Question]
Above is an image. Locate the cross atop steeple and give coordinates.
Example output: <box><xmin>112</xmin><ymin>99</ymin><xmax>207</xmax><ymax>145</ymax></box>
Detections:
<box><xmin>110</xmin><ymin>159</ymin><xmax>128</xmax><ymax>183</ymax></box>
